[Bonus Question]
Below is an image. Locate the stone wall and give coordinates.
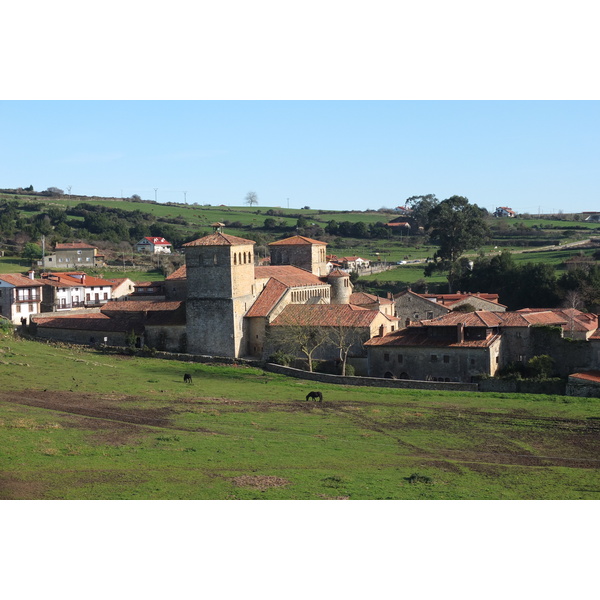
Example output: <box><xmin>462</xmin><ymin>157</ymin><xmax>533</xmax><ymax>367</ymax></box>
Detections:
<box><xmin>263</xmin><ymin>363</ymin><xmax>478</xmax><ymax>391</ymax></box>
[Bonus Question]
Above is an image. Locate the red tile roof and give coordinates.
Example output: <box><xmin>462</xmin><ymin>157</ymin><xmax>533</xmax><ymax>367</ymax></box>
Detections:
<box><xmin>166</xmin><ymin>265</ymin><xmax>187</xmax><ymax>280</ymax></box>
<box><xmin>33</xmin><ymin>313</ymin><xmax>142</xmax><ymax>333</ymax></box>
<box><xmin>364</xmin><ymin>327</ymin><xmax>500</xmax><ymax>348</ymax></box>
<box><xmin>245</xmin><ymin>279</ymin><xmax>288</xmax><ymax>318</ymax></box>
<box><xmin>255</xmin><ymin>265</ymin><xmax>326</xmax><ymax>287</ymax></box>
<box><xmin>270</xmin><ymin>304</ymin><xmax>382</xmax><ymax>328</ymax></box>
<box><xmin>569</xmin><ymin>371</ymin><xmax>600</xmax><ymax>383</ymax></box>
<box><xmin>0</xmin><ymin>274</ymin><xmax>43</xmax><ymax>288</ymax></box>
<box><xmin>268</xmin><ymin>235</ymin><xmax>326</xmax><ymax>246</ymax></box>
<box><xmin>142</xmin><ymin>237</ymin><xmax>171</xmax><ymax>245</ymax></box>
<box><xmin>327</xmin><ymin>268</ymin><xmax>349</xmax><ymax>278</ymax></box>
<box><xmin>101</xmin><ymin>300</ymin><xmax>183</xmax><ymax>314</ymax></box>
<box><xmin>350</xmin><ymin>292</ymin><xmax>393</xmax><ymax>306</ymax></box>
<box><xmin>54</xmin><ymin>242</ymin><xmax>97</xmax><ymax>250</ymax></box>
<box><xmin>183</xmin><ymin>232</ymin><xmax>256</xmax><ymax>247</ymax></box>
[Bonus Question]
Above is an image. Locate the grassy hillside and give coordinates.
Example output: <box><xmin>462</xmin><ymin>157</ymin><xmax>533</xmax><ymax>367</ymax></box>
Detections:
<box><xmin>1</xmin><ymin>333</ymin><xmax>598</xmax><ymax>500</ymax></box>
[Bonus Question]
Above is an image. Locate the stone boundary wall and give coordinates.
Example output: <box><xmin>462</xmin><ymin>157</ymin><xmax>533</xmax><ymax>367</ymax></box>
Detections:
<box><xmin>478</xmin><ymin>378</ymin><xmax>566</xmax><ymax>395</ymax></box>
<box><xmin>263</xmin><ymin>363</ymin><xmax>479</xmax><ymax>392</ymax></box>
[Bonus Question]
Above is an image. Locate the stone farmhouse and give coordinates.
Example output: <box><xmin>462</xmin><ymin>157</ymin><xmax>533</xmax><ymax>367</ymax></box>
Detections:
<box><xmin>0</xmin><ymin>272</ymin><xmax>43</xmax><ymax>324</ymax></box>
<box><xmin>365</xmin><ymin>308</ymin><xmax>599</xmax><ymax>382</ymax></box>
<box><xmin>135</xmin><ymin>237</ymin><xmax>173</xmax><ymax>254</ymax></box>
<box><xmin>40</xmin><ymin>242</ymin><xmax>103</xmax><ymax>269</ymax></box>
<box><xmin>394</xmin><ymin>289</ymin><xmax>506</xmax><ymax>326</ymax></box>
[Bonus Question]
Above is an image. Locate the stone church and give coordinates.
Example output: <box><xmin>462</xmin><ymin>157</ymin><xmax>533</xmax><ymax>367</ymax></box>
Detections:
<box><xmin>183</xmin><ymin>225</ymin><xmax>395</xmax><ymax>360</ymax></box>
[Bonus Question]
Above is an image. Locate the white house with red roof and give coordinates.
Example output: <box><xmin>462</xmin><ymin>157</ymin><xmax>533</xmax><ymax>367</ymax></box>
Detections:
<box><xmin>0</xmin><ymin>272</ymin><xmax>43</xmax><ymax>323</ymax></box>
<box><xmin>135</xmin><ymin>237</ymin><xmax>172</xmax><ymax>254</ymax></box>
<box><xmin>39</xmin><ymin>272</ymin><xmax>114</xmax><ymax>309</ymax></box>
<box><xmin>494</xmin><ymin>207</ymin><xmax>516</xmax><ymax>218</ymax></box>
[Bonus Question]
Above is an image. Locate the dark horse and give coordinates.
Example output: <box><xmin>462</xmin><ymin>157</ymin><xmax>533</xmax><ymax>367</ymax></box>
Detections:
<box><xmin>184</xmin><ymin>373</ymin><xmax>193</xmax><ymax>383</ymax></box>
<box><xmin>305</xmin><ymin>391</ymin><xmax>323</xmax><ymax>402</ymax></box>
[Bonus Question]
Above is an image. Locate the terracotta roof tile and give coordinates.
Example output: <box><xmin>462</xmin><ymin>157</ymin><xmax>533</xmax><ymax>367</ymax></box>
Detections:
<box><xmin>166</xmin><ymin>265</ymin><xmax>187</xmax><ymax>280</ymax></box>
<box><xmin>350</xmin><ymin>292</ymin><xmax>393</xmax><ymax>306</ymax></box>
<box><xmin>569</xmin><ymin>371</ymin><xmax>600</xmax><ymax>383</ymax></box>
<box><xmin>364</xmin><ymin>327</ymin><xmax>500</xmax><ymax>348</ymax></box>
<box><xmin>268</xmin><ymin>235</ymin><xmax>326</xmax><ymax>246</ymax></box>
<box><xmin>270</xmin><ymin>304</ymin><xmax>380</xmax><ymax>328</ymax></box>
<box><xmin>245</xmin><ymin>279</ymin><xmax>288</xmax><ymax>318</ymax></box>
<box><xmin>54</xmin><ymin>242</ymin><xmax>97</xmax><ymax>250</ymax></box>
<box><xmin>0</xmin><ymin>274</ymin><xmax>43</xmax><ymax>288</ymax></box>
<box><xmin>183</xmin><ymin>232</ymin><xmax>255</xmax><ymax>247</ymax></box>
<box><xmin>102</xmin><ymin>300</ymin><xmax>183</xmax><ymax>313</ymax></box>
<box><xmin>255</xmin><ymin>265</ymin><xmax>326</xmax><ymax>287</ymax></box>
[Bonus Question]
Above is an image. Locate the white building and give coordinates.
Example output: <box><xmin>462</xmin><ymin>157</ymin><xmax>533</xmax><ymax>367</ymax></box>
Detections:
<box><xmin>135</xmin><ymin>237</ymin><xmax>172</xmax><ymax>254</ymax></box>
<box><xmin>0</xmin><ymin>273</ymin><xmax>43</xmax><ymax>323</ymax></box>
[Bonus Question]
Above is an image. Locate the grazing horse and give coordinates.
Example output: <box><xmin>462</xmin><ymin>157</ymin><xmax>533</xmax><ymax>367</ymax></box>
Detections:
<box><xmin>305</xmin><ymin>391</ymin><xmax>323</xmax><ymax>402</ymax></box>
<box><xmin>183</xmin><ymin>373</ymin><xmax>193</xmax><ymax>384</ymax></box>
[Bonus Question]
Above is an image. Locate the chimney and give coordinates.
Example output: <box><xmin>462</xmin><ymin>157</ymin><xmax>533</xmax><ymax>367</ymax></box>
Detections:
<box><xmin>81</xmin><ymin>273</ymin><xmax>86</xmax><ymax>285</ymax></box>
<box><xmin>457</xmin><ymin>322</ymin><xmax>465</xmax><ymax>343</ymax></box>
<box><xmin>28</xmin><ymin>270</ymin><xmax>35</xmax><ymax>280</ymax></box>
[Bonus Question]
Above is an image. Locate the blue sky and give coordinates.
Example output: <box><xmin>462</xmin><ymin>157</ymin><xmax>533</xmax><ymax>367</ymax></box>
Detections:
<box><xmin>1</xmin><ymin>100</ymin><xmax>598</xmax><ymax>214</ymax></box>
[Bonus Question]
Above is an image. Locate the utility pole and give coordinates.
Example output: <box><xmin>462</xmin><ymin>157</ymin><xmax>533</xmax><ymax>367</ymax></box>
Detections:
<box><xmin>183</xmin><ymin>191</ymin><xmax>187</xmax><ymax>204</ymax></box>
<box><xmin>154</xmin><ymin>188</ymin><xmax>158</xmax><ymax>202</ymax></box>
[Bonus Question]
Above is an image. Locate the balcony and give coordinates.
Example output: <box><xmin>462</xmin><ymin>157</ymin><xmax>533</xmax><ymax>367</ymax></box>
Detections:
<box><xmin>15</xmin><ymin>295</ymin><xmax>41</xmax><ymax>303</ymax></box>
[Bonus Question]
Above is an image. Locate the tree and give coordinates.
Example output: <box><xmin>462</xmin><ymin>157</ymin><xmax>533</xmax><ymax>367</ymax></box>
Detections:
<box><xmin>22</xmin><ymin>242</ymin><xmax>43</xmax><ymax>260</ymax></box>
<box><xmin>45</xmin><ymin>187</ymin><xmax>64</xmax><ymax>196</ymax></box>
<box><xmin>326</xmin><ymin>319</ymin><xmax>366</xmax><ymax>376</ymax></box>
<box><xmin>424</xmin><ymin>196</ymin><xmax>490</xmax><ymax>292</ymax></box>
<box><xmin>245</xmin><ymin>191</ymin><xmax>259</xmax><ymax>207</ymax></box>
<box><xmin>267</xmin><ymin>321</ymin><xmax>329</xmax><ymax>372</ymax></box>
<box><xmin>405</xmin><ymin>194</ymin><xmax>439</xmax><ymax>229</ymax></box>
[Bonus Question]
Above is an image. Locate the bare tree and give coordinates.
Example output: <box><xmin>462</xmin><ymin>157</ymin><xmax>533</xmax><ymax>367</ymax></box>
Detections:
<box><xmin>245</xmin><ymin>191</ymin><xmax>259</xmax><ymax>207</ymax></box>
<box><xmin>327</xmin><ymin>319</ymin><xmax>367</xmax><ymax>376</ymax></box>
<box><xmin>267</xmin><ymin>322</ymin><xmax>328</xmax><ymax>372</ymax></box>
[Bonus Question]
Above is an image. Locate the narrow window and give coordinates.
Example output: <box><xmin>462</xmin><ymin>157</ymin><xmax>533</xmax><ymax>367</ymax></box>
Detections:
<box><xmin>384</xmin><ymin>353</ymin><xmax>390</xmax><ymax>361</ymax></box>
<box><xmin>431</xmin><ymin>355</ymin><xmax>438</xmax><ymax>362</ymax></box>
<box><xmin>443</xmin><ymin>355</ymin><xmax>450</xmax><ymax>364</ymax></box>
<box><xmin>397</xmin><ymin>354</ymin><xmax>403</xmax><ymax>363</ymax></box>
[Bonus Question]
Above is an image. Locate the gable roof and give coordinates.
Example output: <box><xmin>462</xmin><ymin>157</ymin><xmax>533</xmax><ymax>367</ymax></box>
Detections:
<box><xmin>0</xmin><ymin>274</ymin><xmax>43</xmax><ymax>288</ymax></box>
<box><xmin>140</xmin><ymin>237</ymin><xmax>171</xmax><ymax>245</ymax></box>
<box><xmin>183</xmin><ymin>232</ymin><xmax>256</xmax><ymax>247</ymax></box>
<box><xmin>245</xmin><ymin>278</ymin><xmax>288</xmax><ymax>318</ymax></box>
<box><xmin>166</xmin><ymin>265</ymin><xmax>187</xmax><ymax>280</ymax></box>
<box><xmin>364</xmin><ymin>326</ymin><xmax>500</xmax><ymax>348</ymax></box>
<box><xmin>569</xmin><ymin>371</ymin><xmax>600</xmax><ymax>383</ymax></box>
<box><xmin>350</xmin><ymin>292</ymin><xmax>393</xmax><ymax>306</ymax></box>
<box><xmin>270</xmin><ymin>303</ymin><xmax>383</xmax><ymax>328</ymax></box>
<box><xmin>54</xmin><ymin>242</ymin><xmax>97</xmax><ymax>251</ymax></box>
<box><xmin>255</xmin><ymin>265</ymin><xmax>326</xmax><ymax>287</ymax></box>
<box><xmin>268</xmin><ymin>235</ymin><xmax>326</xmax><ymax>246</ymax></box>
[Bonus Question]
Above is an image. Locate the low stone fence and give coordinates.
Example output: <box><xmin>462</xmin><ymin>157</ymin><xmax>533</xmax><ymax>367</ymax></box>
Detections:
<box><xmin>263</xmin><ymin>363</ymin><xmax>479</xmax><ymax>392</ymax></box>
<box><xmin>478</xmin><ymin>378</ymin><xmax>566</xmax><ymax>395</ymax></box>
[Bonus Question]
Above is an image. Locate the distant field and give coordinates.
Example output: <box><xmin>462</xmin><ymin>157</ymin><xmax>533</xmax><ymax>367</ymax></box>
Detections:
<box><xmin>0</xmin><ymin>335</ymin><xmax>598</xmax><ymax>500</ymax></box>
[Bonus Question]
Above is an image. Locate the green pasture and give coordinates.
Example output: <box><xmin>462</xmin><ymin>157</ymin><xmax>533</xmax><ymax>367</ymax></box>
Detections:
<box><xmin>1</xmin><ymin>335</ymin><xmax>598</xmax><ymax>500</ymax></box>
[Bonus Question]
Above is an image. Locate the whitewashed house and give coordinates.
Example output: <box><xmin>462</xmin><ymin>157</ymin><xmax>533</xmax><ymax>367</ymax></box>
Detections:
<box><xmin>135</xmin><ymin>237</ymin><xmax>172</xmax><ymax>254</ymax></box>
<box><xmin>0</xmin><ymin>273</ymin><xmax>43</xmax><ymax>323</ymax></box>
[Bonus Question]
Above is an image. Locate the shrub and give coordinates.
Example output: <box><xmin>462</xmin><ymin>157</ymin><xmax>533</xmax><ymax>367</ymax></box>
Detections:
<box><xmin>268</xmin><ymin>351</ymin><xmax>294</xmax><ymax>366</ymax></box>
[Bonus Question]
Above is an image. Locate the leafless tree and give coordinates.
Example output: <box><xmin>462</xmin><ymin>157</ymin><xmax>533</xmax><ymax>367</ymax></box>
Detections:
<box><xmin>267</xmin><ymin>321</ymin><xmax>328</xmax><ymax>372</ymax></box>
<box><xmin>245</xmin><ymin>191</ymin><xmax>259</xmax><ymax>207</ymax></box>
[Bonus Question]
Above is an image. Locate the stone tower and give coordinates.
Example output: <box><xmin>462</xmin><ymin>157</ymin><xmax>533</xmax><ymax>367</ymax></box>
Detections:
<box><xmin>183</xmin><ymin>227</ymin><xmax>256</xmax><ymax>358</ymax></box>
<box><xmin>327</xmin><ymin>268</ymin><xmax>353</xmax><ymax>304</ymax></box>
<box><xmin>268</xmin><ymin>235</ymin><xmax>327</xmax><ymax>276</ymax></box>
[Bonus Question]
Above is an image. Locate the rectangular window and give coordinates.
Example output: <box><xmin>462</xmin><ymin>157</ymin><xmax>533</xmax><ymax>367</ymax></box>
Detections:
<box><xmin>443</xmin><ymin>355</ymin><xmax>450</xmax><ymax>364</ymax></box>
<box><xmin>431</xmin><ymin>355</ymin><xmax>438</xmax><ymax>362</ymax></box>
<box><xmin>427</xmin><ymin>311</ymin><xmax>434</xmax><ymax>319</ymax></box>
<box><xmin>16</xmin><ymin>305</ymin><xmax>21</xmax><ymax>313</ymax></box>
<box><xmin>397</xmin><ymin>354</ymin><xmax>403</xmax><ymax>363</ymax></box>
<box><xmin>470</xmin><ymin>358</ymin><xmax>476</xmax><ymax>366</ymax></box>
<box><xmin>29</xmin><ymin>304</ymin><xmax>33</xmax><ymax>312</ymax></box>
<box><xmin>384</xmin><ymin>353</ymin><xmax>390</xmax><ymax>361</ymax></box>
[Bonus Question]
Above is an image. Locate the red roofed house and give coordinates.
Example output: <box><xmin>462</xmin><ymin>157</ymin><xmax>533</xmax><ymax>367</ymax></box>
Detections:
<box><xmin>365</xmin><ymin>308</ymin><xmax>599</xmax><ymax>382</ymax></box>
<box><xmin>394</xmin><ymin>289</ymin><xmax>506</xmax><ymax>325</ymax></box>
<box><xmin>494</xmin><ymin>207</ymin><xmax>516</xmax><ymax>217</ymax></box>
<box><xmin>39</xmin><ymin>272</ymin><xmax>114</xmax><ymax>309</ymax></box>
<box><xmin>135</xmin><ymin>237</ymin><xmax>173</xmax><ymax>254</ymax></box>
<box><xmin>0</xmin><ymin>272</ymin><xmax>43</xmax><ymax>323</ymax></box>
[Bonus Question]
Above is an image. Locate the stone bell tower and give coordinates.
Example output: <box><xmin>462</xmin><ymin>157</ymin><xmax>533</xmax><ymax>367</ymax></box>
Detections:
<box><xmin>183</xmin><ymin>224</ymin><xmax>256</xmax><ymax>358</ymax></box>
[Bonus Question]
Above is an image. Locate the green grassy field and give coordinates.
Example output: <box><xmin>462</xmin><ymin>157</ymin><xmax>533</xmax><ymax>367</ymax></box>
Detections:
<box><xmin>1</xmin><ymin>333</ymin><xmax>598</xmax><ymax>500</ymax></box>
